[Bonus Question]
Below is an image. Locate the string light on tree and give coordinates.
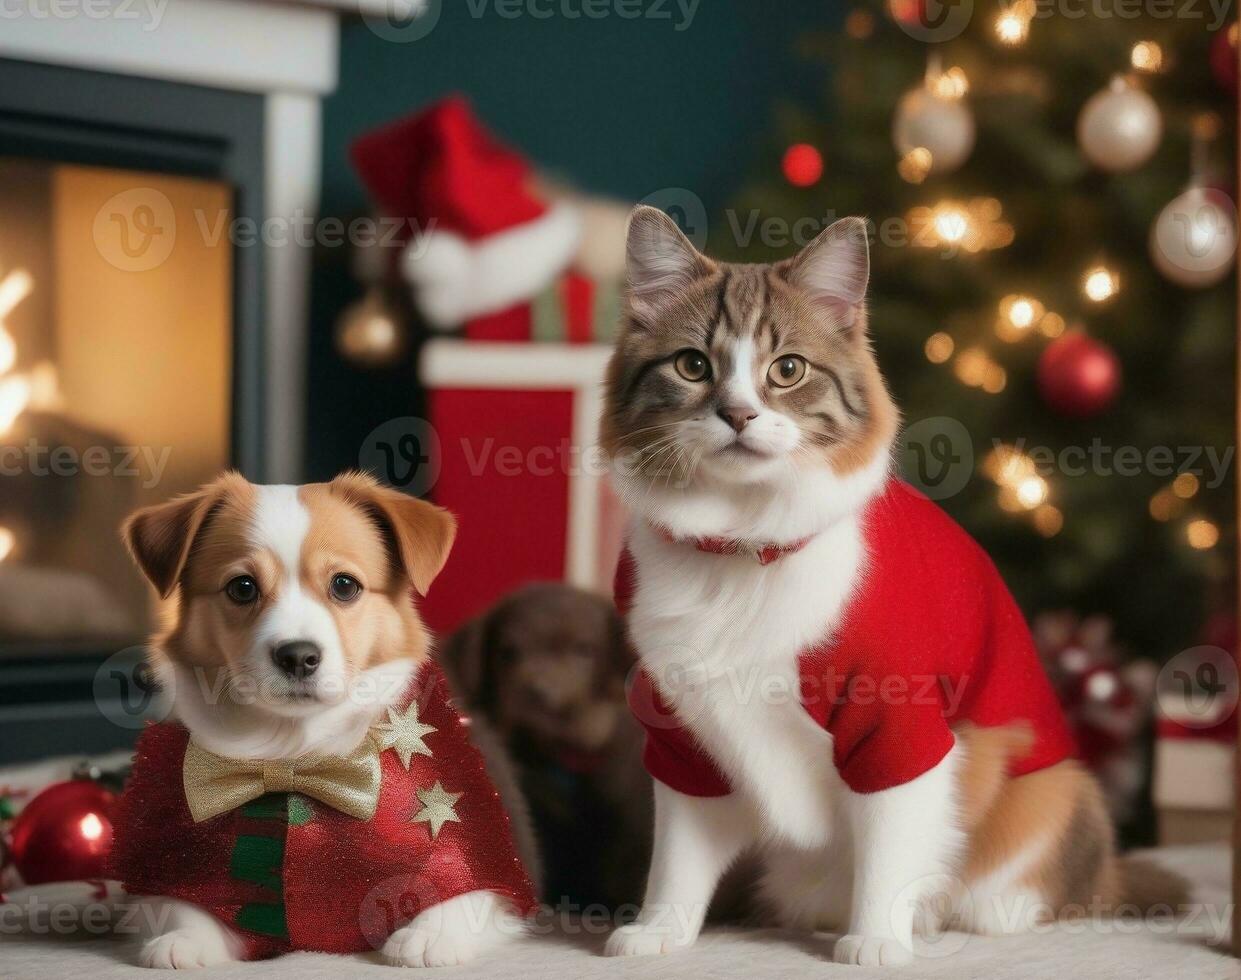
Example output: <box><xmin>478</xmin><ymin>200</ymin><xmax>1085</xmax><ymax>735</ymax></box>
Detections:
<box><xmin>1077</xmin><ymin>75</ymin><xmax>1162</xmax><ymax>173</ymax></box>
<box><xmin>782</xmin><ymin>143</ymin><xmax>824</xmax><ymax>187</ymax></box>
<box><xmin>996</xmin><ymin>294</ymin><xmax>1047</xmax><ymax>342</ymax></box>
<box><xmin>908</xmin><ymin>198</ymin><xmax>1014</xmax><ymax>253</ymax></box>
<box><xmin>1033</xmin><ymin>505</ymin><xmax>1064</xmax><ymax>537</ymax></box>
<box><xmin>1082</xmin><ymin>264</ymin><xmax>1120</xmax><ymax>303</ymax></box>
<box><xmin>1130</xmin><ymin>40</ymin><xmax>1164</xmax><ymax>74</ymax></box>
<box><xmin>994</xmin><ymin>0</ymin><xmax>1035</xmax><ymax>45</ymax></box>
<box><xmin>953</xmin><ymin>347</ymin><xmax>1006</xmax><ymax>393</ymax></box>
<box><xmin>1172</xmin><ymin>473</ymin><xmax>1200</xmax><ymax>499</ymax></box>
<box><xmin>898</xmin><ymin>147</ymin><xmax>933</xmax><ymax>184</ymax></box>
<box><xmin>924</xmin><ymin>331</ymin><xmax>954</xmax><ymax>363</ymax></box>
<box><xmin>1186</xmin><ymin>518</ymin><xmax>1220</xmax><ymax>550</ymax></box>
<box><xmin>984</xmin><ymin>444</ymin><xmax>1035</xmax><ymax>484</ymax></box>
<box><xmin>1039</xmin><ymin>312</ymin><xmax>1066</xmax><ymax>338</ymax></box>
<box><xmin>1149</xmin><ymin>487</ymin><xmax>1183</xmax><ymax>522</ymax></box>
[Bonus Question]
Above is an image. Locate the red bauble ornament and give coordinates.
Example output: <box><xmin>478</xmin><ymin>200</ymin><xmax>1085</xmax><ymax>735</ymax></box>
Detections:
<box><xmin>1210</xmin><ymin>25</ymin><xmax>1238</xmax><ymax>97</ymax></box>
<box><xmin>9</xmin><ymin>780</ymin><xmax>118</xmax><ymax>884</ymax></box>
<box><xmin>1037</xmin><ymin>332</ymin><xmax>1121</xmax><ymax>418</ymax></box>
<box><xmin>782</xmin><ymin>143</ymin><xmax>824</xmax><ymax>188</ymax></box>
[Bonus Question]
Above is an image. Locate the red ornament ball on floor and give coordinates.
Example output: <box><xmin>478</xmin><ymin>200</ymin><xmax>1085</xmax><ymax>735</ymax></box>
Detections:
<box><xmin>1037</xmin><ymin>332</ymin><xmax>1121</xmax><ymax>418</ymax></box>
<box><xmin>10</xmin><ymin>780</ymin><xmax>118</xmax><ymax>884</ymax></box>
<box><xmin>782</xmin><ymin>143</ymin><xmax>824</xmax><ymax>187</ymax></box>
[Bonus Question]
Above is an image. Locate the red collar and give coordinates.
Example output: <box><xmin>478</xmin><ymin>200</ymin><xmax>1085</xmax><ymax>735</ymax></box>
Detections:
<box><xmin>654</xmin><ymin>526</ymin><xmax>814</xmax><ymax>566</ymax></box>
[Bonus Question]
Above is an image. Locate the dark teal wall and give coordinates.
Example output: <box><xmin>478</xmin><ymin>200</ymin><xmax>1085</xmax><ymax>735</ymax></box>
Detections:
<box><xmin>320</xmin><ymin>1</ymin><xmax>839</xmax><ymax>217</ymax></box>
<box><xmin>309</xmin><ymin>1</ymin><xmax>840</xmax><ymax>480</ymax></box>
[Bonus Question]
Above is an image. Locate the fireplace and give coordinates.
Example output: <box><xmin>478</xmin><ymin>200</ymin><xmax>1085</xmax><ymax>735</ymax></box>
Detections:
<box><xmin>0</xmin><ymin>55</ymin><xmax>274</xmax><ymax>761</ymax></box>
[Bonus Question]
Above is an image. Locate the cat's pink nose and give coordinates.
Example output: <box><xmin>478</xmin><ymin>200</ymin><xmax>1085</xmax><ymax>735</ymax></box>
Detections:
<box><xmin>718</xmin><ymin>407</ymin><xmax>758</xmax><ymax>433</ymax></box>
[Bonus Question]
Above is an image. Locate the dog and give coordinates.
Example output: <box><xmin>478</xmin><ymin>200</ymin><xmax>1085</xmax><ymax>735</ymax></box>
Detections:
<box><xmin>441</xmin><ymin>583</ymin><xmax>652</xmax><ymax>911</ymax></box>
<box><xmin>110</xmin><ymin>471</ymin><xmax>536</xmax><ymax>969</ymax></box>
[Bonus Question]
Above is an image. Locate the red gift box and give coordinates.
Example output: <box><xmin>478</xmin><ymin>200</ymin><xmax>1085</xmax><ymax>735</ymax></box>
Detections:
<box><xmin>417</xmin><ymin>340</ymin><xmax>623</xmax><ymax>634</ymax></box>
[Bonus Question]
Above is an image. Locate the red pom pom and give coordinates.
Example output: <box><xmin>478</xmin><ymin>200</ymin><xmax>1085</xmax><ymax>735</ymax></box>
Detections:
<box><xmin>1037</xmin><ymin>332</ymin><xmax>1121</xmax><ymax>418</ymax></box>
<box><xmin>10</xmin><ymin>781</ymin><xmax>118</xmax><ymax>885</ymax></box>
<box><xmin>782</xmin><ymin>144</ymin><xmax>824</xmax><ymax>188</ymax></box>
<box><xmin>1211</xmin><ymin>24</ymin><xmax>1238</xmax><ymax>97</ymax></box>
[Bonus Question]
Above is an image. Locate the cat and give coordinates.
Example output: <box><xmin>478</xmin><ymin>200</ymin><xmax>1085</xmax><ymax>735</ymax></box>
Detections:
<box><xmin>597</xmin><ymin>206</ymin><xmax>1156</xmax><ymax>967</ymax></box>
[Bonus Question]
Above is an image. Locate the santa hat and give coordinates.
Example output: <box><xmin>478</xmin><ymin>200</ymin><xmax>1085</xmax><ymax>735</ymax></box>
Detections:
<box><xmin>350</xmin><ymin>97</ymin><xmax>580</xmax><ymax>329</ymax></box>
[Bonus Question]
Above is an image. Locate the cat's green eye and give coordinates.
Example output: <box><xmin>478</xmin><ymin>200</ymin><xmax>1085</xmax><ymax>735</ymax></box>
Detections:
<box><xmin>768</xmin><ymin>355</ymin><xmax>808</xmax><ymax>389</ymax></box>
<box><xmin>674</xmin><ymin>349</ymin><xmax>712</xmax><ymax>382</ymax></box>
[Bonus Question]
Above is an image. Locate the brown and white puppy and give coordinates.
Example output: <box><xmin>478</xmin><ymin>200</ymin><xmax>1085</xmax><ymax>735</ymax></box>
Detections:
<box><xmin>119</xmin><ymin>471</ymin><xmax>523</xmax><ymax>969</ymax></box>
<box><xmin>442</xmin><ymin>583</ymin><xmax>652</xmax><ymax>910</ymax></box>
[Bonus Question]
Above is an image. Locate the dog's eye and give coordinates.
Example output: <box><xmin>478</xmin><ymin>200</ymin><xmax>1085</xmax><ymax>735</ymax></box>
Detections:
<box><xmin>329</xmin><ymin>574</ymin><xmax>362</xmax><ymax>603</ymax></box>
<box><xmin>768</xmin><ymin>355</ymin><xmax>808</xmax><ymax>388</ymax></box>
<box><xmin>225</xmin><ymin>576</ymin><xmax>259</xmax><ymax>605</ymax></box>
<box><xmin>674</xmin><ymin>349</ymin><xmax>712</xmax><ymax>382</ymax></box>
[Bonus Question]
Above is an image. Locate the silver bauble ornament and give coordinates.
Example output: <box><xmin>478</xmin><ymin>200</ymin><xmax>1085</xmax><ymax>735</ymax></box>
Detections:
<box><xmin>1149</xmin><ymin>185</ymin><xmax>1237</xmax><ymax>288</ymax></box>
<box><xmin>892</xmin><ymin>87</ymin><xmax>975</xmax><ymax>176</ymax></box>
<box><xmin>1077</xmin><ymin>75</ymin><xmax>1162</xmax><ymax>173</ymax></box>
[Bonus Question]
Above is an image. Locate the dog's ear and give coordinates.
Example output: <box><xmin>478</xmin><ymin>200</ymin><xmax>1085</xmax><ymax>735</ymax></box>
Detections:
<box><xmin>441</xmin><ymin>612</ymin><xmax>492</xmax><ymax>708</ymax></box>
<box><xmin>122</xmin><ymin>473</ymin><xmax>244</xmax><ymax>599</ymax></box>
<box><xmin>331</xmin><ymin>472</ymin><xmax>457</xmax><ymax>596</ymax></box>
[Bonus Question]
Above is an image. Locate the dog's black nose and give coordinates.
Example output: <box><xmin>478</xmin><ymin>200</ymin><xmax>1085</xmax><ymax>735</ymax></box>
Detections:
<box><xmin>271</xmin><ymin>641</ymin><xmax>321</xmax><ymax>680</ymax></box>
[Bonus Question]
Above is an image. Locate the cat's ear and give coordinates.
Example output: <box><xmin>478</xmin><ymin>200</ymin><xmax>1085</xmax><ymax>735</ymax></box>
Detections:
<box><xmin>786</xmin><ymin>217</ymin><xmax>870</xmax><ymax>335</ymax></box>
<box><xmin>624</xmin><ymin>205</ymin><xmax>714</xmax><ymax>322</ymax></box>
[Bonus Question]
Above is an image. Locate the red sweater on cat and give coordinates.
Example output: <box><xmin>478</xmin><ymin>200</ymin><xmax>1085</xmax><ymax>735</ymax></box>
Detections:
<box><xmin>616</xmin><ymin>479</ymin><xmax>1075</xmax><ymax>796</ymax></box>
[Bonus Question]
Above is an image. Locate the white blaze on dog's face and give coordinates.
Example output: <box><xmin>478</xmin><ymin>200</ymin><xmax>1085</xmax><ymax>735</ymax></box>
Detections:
<box><xmin>123</xmin><ymin>472</ymin><xmax>456</xmax><ymax>719</ymax></box>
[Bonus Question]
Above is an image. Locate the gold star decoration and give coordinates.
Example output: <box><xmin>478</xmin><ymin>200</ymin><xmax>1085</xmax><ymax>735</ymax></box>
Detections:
<box><xmin>371</xmin><ymin>702</ymin><xmax>437</xmax><ymax>769</ymax></box>
<box><xmin>411</xmin><ymin>781</ymin><xmax>462</xmax><ymax>839</ymax></box>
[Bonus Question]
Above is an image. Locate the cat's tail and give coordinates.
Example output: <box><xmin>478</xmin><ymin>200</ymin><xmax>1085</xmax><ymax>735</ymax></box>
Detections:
<box><xmin>1112</xmin><ymin>854</ymin><xmax>1190</xmax><ymax>914</ymax></box>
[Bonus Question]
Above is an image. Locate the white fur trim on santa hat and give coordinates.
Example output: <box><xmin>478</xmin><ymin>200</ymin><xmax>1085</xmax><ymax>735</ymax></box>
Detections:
<box><xmin>403</xmin><ymin>203</ymin><xmax>582</xmax><ymax>328</ymax></box>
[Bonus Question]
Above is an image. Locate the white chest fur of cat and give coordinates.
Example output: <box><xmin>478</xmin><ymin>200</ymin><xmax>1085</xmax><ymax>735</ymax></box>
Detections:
<box><xmin>598</xmin><ymin>207</ymin><xmax>1125</xmax><ymax>967</ymax></box>
<box><xmin>611</xmin><ymin>471</ymin><xmax>963</xmax><ymax>968</ymax></box>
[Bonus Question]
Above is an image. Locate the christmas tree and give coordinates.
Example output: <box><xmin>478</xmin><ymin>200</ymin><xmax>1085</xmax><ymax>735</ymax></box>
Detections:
<box><xmin>723</xmin><ymin>3</ymin><xmax>1238</xmax><ymax>666</ymax></box>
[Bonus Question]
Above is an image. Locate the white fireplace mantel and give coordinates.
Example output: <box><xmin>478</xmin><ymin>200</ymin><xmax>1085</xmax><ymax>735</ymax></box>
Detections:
<box><xmin>0</xmin><ymin>0</ymin><xmax>399</xmax><ymax>481</ymax></box>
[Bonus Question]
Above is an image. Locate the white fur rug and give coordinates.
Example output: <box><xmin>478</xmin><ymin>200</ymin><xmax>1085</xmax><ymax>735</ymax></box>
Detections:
<box><xmin>1</xmin><ymin>845</ymin><xmax>1234</xmax><ymax>979</ymax></box>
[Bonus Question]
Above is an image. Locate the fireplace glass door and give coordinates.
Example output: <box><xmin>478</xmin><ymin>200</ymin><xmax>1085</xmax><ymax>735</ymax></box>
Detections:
<box><xmin>0</xmin><ymin>158</ymin><xmax>233</xmax><ymax>656</ymax></box>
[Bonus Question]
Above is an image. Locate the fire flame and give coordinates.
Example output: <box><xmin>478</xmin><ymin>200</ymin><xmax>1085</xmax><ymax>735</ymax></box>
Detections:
<box><xmin>0</xmin><ymin>267</ymin><xmax>58</xmax><ymax>439</ymax></box>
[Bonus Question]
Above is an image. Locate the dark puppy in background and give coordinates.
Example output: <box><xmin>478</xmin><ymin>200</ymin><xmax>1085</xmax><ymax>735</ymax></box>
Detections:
<box><xmin>442</xmin><ymin>583</ymin><xmax>652</xmax><ymax>912</ymax></box>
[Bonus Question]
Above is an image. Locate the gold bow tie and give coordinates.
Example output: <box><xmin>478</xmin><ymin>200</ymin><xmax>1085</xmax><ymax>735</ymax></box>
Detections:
<box><xmin>183</xmin><ymin>739</ymin><xmax>382</xmax><ymax>824</ymax></box>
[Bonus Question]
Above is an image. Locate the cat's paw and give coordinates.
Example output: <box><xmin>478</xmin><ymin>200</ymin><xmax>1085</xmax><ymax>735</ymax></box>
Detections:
<box><xmin>603</xmin><ymin>922</ymin><xmax>693</xmax><ymax>957</ymax></box>
<box><xmin>383</xmin><ymin>922</ymin><xmax>479</xmax><ymax>968</ymax></box>
<box><xmin>833</xmin><ymin>934</ymin><xmax>914</xmax><ymax>967</ymax></box>
<box><xmin>138</xmin><ymin>929</ymin><xmax>233</xmax><ymax>970</ymax></box>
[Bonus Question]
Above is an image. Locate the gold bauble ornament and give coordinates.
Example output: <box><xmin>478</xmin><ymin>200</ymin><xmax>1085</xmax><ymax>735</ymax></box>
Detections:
<box><xmin>335</xmin><ymin>286</ymin><xmax>407</xmax><ymax>368</ymax></box>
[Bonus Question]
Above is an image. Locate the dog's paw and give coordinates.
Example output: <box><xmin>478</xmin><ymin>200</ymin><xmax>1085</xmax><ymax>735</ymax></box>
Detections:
<box><xmin>139</xmin><ymin>929</ymin><xmax>233</xmax><ymax>970</ymax></box>
<box><xmin>383</xmin><ymin>922</ymin><xmax>478</xmax><ymax>968</ymax></box>
<box><xmin>833</xmin><ymin>934</ymin><xmax>914</xmax><ymax>967</ymax></box>
<box><xmin>603</xmin><ymin>922</ymin><xmax>692</xmax><ymax>957</ymax></box>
